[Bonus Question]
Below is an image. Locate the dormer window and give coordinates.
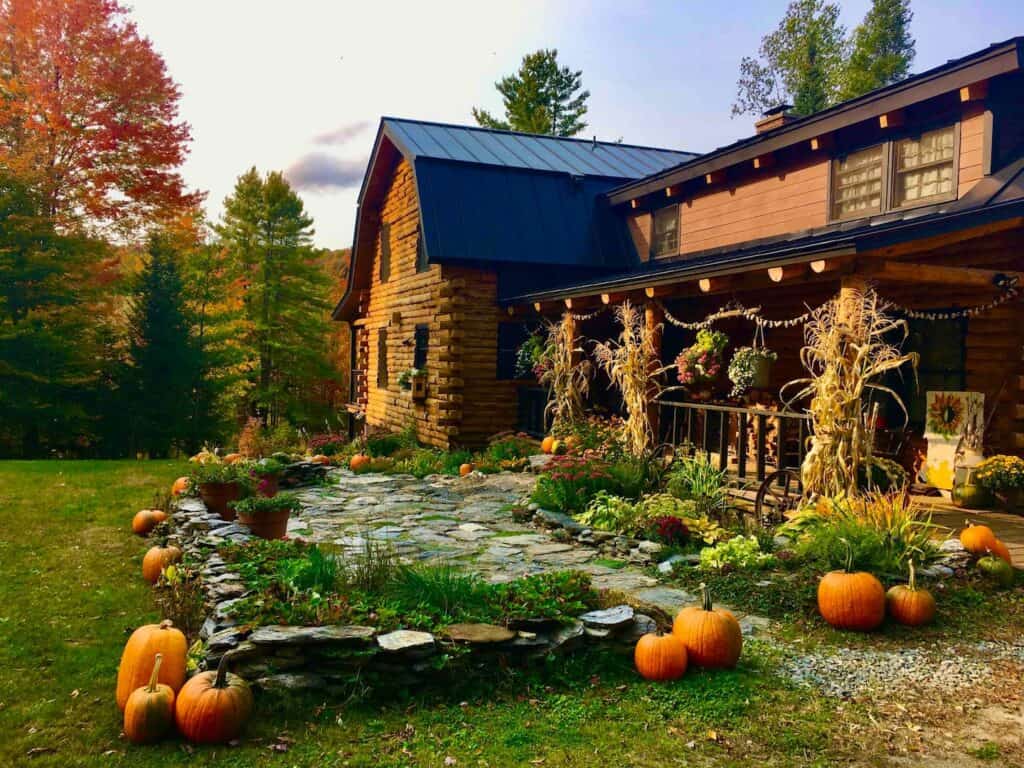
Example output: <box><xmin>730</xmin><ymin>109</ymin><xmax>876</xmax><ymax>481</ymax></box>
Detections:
<box><xmin>832</xmin><ymin>145</ymin><xmax>885</xmax><ymax>220</ymax></box>
<box><xmin>651</xmin><ymin>205</ymin><xmax>679</xmax><ymax>258</ymax></box>
<box><xmin>893</xmin><ymin>126</ymin><xmax>956</xmax><ymax>208</ymax></box>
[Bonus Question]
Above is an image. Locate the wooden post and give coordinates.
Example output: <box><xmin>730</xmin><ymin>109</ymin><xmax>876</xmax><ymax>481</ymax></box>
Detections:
<box><xmin>645</xmin><ymin>302</ymin><xmax>664</xmax><ymax>445</ymax></box>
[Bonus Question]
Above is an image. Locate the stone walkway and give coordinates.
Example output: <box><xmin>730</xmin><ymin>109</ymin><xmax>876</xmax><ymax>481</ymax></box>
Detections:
<box><xmin>290</xmin><ymin>469</ymin><xmax>767</xmax><ymax>629</ymax></box>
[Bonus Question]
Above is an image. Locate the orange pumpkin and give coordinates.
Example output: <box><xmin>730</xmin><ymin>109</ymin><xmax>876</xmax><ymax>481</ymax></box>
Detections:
<box><xmin>988</xmin><ymin>538</ymin><xmax>1013</xmax><ymax>565</ymax></box>
<box><xmin>817</xmin><ymin>543</ymin><xmax>886</xmax><ymax>631</ymax></box>
<box><xmin>310</xmin><ymin>454</ymin><xmax>332</xmax><ymax>465</ymax></box>
<box><xmin>540</xmin><ymin>436</ymin><xmax>555</xmax><ymax>454</ymax></box>
<box><xmin>132</xmin><ymin>509</ymin><xmax>168</xmax><ymax>537</ymax></box>
<box><xmin>223</xmin><ymin>453</ymin><xmax>243</xmax><ymax>465</ymax></box>
<box><xmin>886</xmin><ymin>559</ymin><xmax>936</xmax><ymax>627</ymax></box>
<box><xmin>960</xmin><ymin>522</ymin><xmax>998</xmax><ymax>556</ymax></box>
<box><xmin>175</xmin><ymin>655</ymin><xmax>254</xmax><ymax>744</ymax></box>
<box><xmin>124</xmin><ymin>653</ymin><xmax>176</xmax><ymax>744</ymax></box>
<box><xmin>116</xmin><ymin>620</ymin><xmax>187</xmax><ymax>710</ymax></box>
<box><xmin>349</xmin><ymin>453</ymin><xmax>371</xmax><ymax>472</ymax></box>
<box><xmin>672</xmin><ymin>583</ymin><xmax>742</xmax><ymax>669</ymax></box>
<box><xmin>142</xmin><ymin>544</ymin><xmax>183</xmax><ymax>584</ymax></box>
<box><xmin>459</xmin><ymin>463</ymin><xmax>474</xmax><ymax>477</ymax></box>
<box><xmin>171</xmin><ymin>476</ymin><xmax>190</xmax><ymax>496</ymax></box>
<box><xmin>634</xmin><ymin>631</ymin><xmax>688</xmax><ymax>681</ymax></box>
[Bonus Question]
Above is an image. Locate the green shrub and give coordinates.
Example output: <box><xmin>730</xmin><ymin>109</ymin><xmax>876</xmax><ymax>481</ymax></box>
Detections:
<box><xmin>486</xmin><ymin>570</ymin><xmax>597</xmax><ymax>623</ymax></box>
<box><xmin>575</xmin><ymin>491</ymin><xmax>644</xmax><ymax>535</ymax></box>
<box><xmin>531</xmin><ymin>455</ymin><xmax>616</xmax><ymax>514</ymax></box>
<box><xmin>387</xmin><ymin>563</ymin><xmax>491</xmax><ymax>624</ymax></box>
<box><xmin>665</xmin><ymin>455</ymin><xmax>730</xmax><ymax>519</ymax></box>
<box><xmin>699</xmin><ymin>535</ymin><xmax>776</xmax><ymax>570</ymax></box>
<box><xmin>605</xmin><ymin>454</ymin><xmax>660</xmax><ymax>498</ymax></box>
<box><xmin>366</xmin><ymin>434</ymin><xmax>403</xmax><ymax>457</ymax></box>
<box><xmin>484</xmin><ymin>435</ymin><xmax>536</xmax><ymax>463</ymax></box>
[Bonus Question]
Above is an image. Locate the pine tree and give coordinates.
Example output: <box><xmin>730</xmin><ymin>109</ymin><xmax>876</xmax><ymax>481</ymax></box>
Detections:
<box><xmin>841</xmin><ymin>0</ymin><xmax>915</xmax><ymax>100</ymax></box>
<box><xmin>473</xmin><ymin>49</ymin><xmax>589</xmax><ymax>136</ymax></box>
<box><xmin>217</xmin><ymin>169</ymin><xmax>335</xmax><ymax>426</ymax></box>
<box><xmin>732</xmin><ymin>0</ymin><xmax>847</xmax><ymax>117</ymax></box>
<box><xmin>121</xmin><ymin>232</ymin><xmax>202</xmax><ymax>457</ymax></box>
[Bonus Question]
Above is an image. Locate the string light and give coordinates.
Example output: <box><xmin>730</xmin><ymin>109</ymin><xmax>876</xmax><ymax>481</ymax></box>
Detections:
<box><xmin>567</xmin><ymin>305</ymin><xmax>610</xmax><ymax>322</ymax></box>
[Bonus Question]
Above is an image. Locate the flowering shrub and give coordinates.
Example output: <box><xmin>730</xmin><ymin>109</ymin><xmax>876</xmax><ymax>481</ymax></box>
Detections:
<box><xmin>649</xmin><ymin>515</ymin><xmax>690</xmax><ymax>545</ymax></box>
<box><xmin>974</xmin><ymin>455</ymin><xmax>1024</xmax><ymax>491</ymax></box>
<box><xmin>675</xmin><ymin>329</ymin><xmax>728</xmax><ymax>387</ymax></box>
<box><xmin>515</xmin><ymin>333</ymin><xmax>550</xmax><ymax>380</ymax></box>
<box><xmin>531</xmin><ymin>455</ymin><xmax>615</xmax><ymax>515</ymax></box>
<box><xmin>308</xmin><ymin>432</ymin><xmax>349</xmax><ymax>456</ymax></box>
<box><xmin>699</xmin><ymin>535</ymin><xmax>775</xmax><ymax>570</ymax></box>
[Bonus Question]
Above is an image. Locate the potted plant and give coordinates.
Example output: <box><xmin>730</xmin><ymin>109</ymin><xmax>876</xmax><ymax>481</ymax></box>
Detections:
<box><xmin>973</xmin><ymin>455</ymin><xmax>1024</xmax><ymax>513</ymax></box>
<box><xmin>398</xmin><ymin>367</ymin><xmax>427</xmax><ymax>400</ymax></box>
<box><xmin>190</xmin><ymin>462</ymin><xmax>244</xmax><ymax>521</ymax></box>
<box><xmin>674</xmin><ymin>329</ymin><xmax>728</xmax><ymax>398</ymax></box>
<box><xmin>515</xmin><ymin>333</ymin><xmax>549</xmax><ymax>381</ymax></box>
<box><xmin>728</xmin><ymin>345</ymin><xmax>778</xmax><ymax>397</ymax></box>
<box><xmin>230</xmin><ymin>492</ymin><xmax>298</xmax><ymax>540</ymax></box>
<box><xmin>247</xmin><ymin>457</ymin><xmax>284</xmax><ymax>497</ymax></box>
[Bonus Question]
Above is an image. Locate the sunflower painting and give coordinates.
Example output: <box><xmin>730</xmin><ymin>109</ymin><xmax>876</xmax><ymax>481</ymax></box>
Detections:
<box><xmin>923</xmin><ymin>391</ymin><xmax>985</xmax><ymax>493</ymax></box>
<box><xmin>926</xmin><ymin>392</ymin><xmax>965</xmax><ymax>439</ymax></box>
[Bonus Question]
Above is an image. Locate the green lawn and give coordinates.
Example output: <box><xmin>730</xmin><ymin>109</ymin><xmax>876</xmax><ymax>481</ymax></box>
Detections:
<box><xmin>0</xmin><ymin>461</ymin><xmax>929</xmax><ymax>766</ymax></box>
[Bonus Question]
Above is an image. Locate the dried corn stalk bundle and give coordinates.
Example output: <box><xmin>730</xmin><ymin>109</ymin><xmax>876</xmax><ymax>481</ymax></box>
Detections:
<box><xmin>781</xmin><ymin>286</ymin><xmax>918</xmax><ymax>499</ymax></box>
<box><xmin>539</xmin><ymin>313</ymin><xmax>592</xmax><ymax>431</ymax></box>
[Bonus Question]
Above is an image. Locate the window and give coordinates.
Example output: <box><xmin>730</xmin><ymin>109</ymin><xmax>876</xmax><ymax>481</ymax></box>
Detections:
<box><xmin>497</xmin><ymin>322</ymin><xmax>532</xmax><ymax>380</ymax></box>
<box><xmin>893</xmin><ymin>126</ymin><xmax>956</xmax><ymax>208</ymax></box>
<box><xmin>376</xmin><ymin>328</ymin><xmax>388</xmax><ymax>388</ymax></box>
<box><xmin>379</xmin><ymin>222</ymin><xmax>391</xmax><ymax>282</ymax></box>
<box><xmin>413</xmin><ymin>324</ymin><xmax>429</xmax><ymax>370</ymax></box>
<box><xmin>831</xmin><ymin>123</ymin><xmax>959</xmax><ymax>221</ymax></box>
<box><xmin>651</xmin><ymin>205</ymin><xmax>679</xmax><ymax>258</ymax></box>
<box><xmin>831</xmin><ymin>144</ymin><xmax>885</xmax><ymax>220</ymax></box>
<box><xmin>416</xmin><ymin>233</ymin><xmax>429</xmax><ymax>273</ymax></box>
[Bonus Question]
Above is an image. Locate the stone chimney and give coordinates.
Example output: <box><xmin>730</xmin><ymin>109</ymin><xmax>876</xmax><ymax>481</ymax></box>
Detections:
<box><xmin>755</xmin><ymin>104</ymin><xmax>797</xmax><ymax>135</ymax></box>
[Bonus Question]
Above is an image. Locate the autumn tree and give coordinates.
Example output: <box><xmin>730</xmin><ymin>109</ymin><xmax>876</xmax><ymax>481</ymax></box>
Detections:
<box><xmin>0</xmin><ymin>0</ymin><xmax>200</xmax><ymax>234</ymax></box>
<box><xmin>217</xmin><ymin>169</ymin><xmax>335</xmax><ymax>426</ymax></box>
<box><xmin>841</xmin><ymin>0</ymin><xmax>915</xmax><ymax>100</ymax></box>
<box><xmin>732</xmin><ymin>0</ymin><xmax>847</xmax><ymax>117</ymax></box>
<box><xmin>473</xmin><ymin>49</ymin><xmax>589</xmax><ymax>136</ymax></box>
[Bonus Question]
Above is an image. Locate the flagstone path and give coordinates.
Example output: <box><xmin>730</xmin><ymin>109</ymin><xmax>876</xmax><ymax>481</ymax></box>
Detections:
<box><xmin>288</xmin><ymin>468</ymin><xmax>771</xmax><ymax>631</ymax></box>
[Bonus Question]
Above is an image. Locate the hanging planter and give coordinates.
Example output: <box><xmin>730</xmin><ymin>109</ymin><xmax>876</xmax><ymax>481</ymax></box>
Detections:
<box><xmin>398</xmin><ymin>368</ymin><xmax>427</xmax><ymax>400</ymax></box>
<box><xmin>728</xmin><ymin>347</ymin><xmax>777</xmax><ymax>397</ymax></box>
<box><xmin>674</xmin><ymin>329</ymin><xmax>727</xmax><ymax>393</ymax></box>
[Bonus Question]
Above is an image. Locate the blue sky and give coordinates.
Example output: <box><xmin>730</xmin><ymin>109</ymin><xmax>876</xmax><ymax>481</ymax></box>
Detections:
<box><xmin>127</xmin><ymin>0</ymin><xmax>1024</xmax><ymax>248</ymax></box>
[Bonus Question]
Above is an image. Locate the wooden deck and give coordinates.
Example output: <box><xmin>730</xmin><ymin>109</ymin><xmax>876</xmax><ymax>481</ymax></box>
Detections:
<box><xmin>915</xmin><ymin>497</ymin><xmax>1024</xmax><ymax>569</ymax></box>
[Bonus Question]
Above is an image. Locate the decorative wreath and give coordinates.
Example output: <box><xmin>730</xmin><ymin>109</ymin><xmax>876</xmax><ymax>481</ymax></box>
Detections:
<box><xmin>927</xmin><ymin>393</ymin><xmax>964</xmax><ymax>439</ymax></box>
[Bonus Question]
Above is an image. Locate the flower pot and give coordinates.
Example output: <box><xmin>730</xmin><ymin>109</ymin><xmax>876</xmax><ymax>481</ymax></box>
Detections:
<box><xmin>238</xmin><ymin>508</ymin><xmax>292</xmax><ymax>540</ymax></box>
<box><xmin>256</xmin><ymin>473</ymin><xmax>279</xmax><ymax>498</ymax></box>
<box><xmin>951</xmin><ymin>481</ymin><xmax>993</xmax><ymax>510</ymax></box>
<box><xmin>748</xmin><ymin>356</ymin><xmax>772</xmax><ymax>389</ymax></box>
<box><xmin>198</xmin><ymin>481</ymin><xmax>241</xmax><ymax>520</ymax></box>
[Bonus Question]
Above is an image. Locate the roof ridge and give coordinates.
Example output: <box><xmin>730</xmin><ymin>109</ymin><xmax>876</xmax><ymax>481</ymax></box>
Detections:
<box><xmin>380</xmin><ymin>115</ymin><xmax>697</xmax><ymax>156</ymax></box>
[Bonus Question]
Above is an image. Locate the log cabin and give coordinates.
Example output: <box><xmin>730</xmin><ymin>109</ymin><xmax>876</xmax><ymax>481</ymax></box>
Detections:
<box><xmin>334</xmin><ymin>38</ymin><xmax>1024</xmax><ymax>469</ymax></box>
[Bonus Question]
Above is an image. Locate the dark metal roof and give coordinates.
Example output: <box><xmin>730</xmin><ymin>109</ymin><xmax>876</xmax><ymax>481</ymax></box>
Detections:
<box><xmin>607</xmin><ymin>37</ymin><xmax>1024</xmax><ymax>206</ymax></box>
<box><xmin>383</xmin><ymin>117</ymin><xmax>696</xmax><ymax>179</ymax></box>
<box><xmin>504</xmin><ymin>152</ymin><xmax>1024</xmax><ymax>304</ymax></box>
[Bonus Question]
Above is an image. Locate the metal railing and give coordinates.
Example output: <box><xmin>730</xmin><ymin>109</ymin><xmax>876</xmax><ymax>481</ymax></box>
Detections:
<box><xmin>657</xmin><ymin>400</ymin><xmax>811</xmax><ymax>483</ymax></box>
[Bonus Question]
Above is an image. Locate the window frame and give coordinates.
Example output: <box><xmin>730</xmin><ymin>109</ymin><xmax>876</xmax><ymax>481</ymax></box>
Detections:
<box><xmin>828</xmin><ymin>121</ymin><xmax>960</xmax><ymax>223</ymax></box>
<box><xmin>650</xmin><ymin>204</ymin><xmax>680</xmax><ymax>259</ymax></box>
<box><xmin>379</xmin><ymin>222</ymin><xmax>391</xmax><ymax>283</ymax></box>
<box><xmin>376</xmin><ymin>328</ymin><xmax>388</xmax><ymax>389</ymax></box>
<box><xmin>413</xmin><ymin>324</ymin><xmax>429</xmax><ymax>370</ymax></box>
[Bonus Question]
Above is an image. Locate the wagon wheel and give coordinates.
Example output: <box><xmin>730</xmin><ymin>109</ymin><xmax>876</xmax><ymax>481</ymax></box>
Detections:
<box><xmin>754</xmin><ymin>469</ymin><xmax>802</xmax><ymax>527</ymax></box>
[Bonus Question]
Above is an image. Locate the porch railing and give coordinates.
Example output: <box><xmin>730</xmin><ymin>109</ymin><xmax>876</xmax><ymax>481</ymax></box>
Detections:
<box><xmin>657</xmin><ymin>400</ymin><xmax>811</xmax><ymax>483</ymax></box>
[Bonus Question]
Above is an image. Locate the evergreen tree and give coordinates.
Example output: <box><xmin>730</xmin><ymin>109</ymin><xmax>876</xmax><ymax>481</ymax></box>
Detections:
<box><xmin>121</xmin><ymin>232</ymin><xmax>202</xmax><ymax>457</ymax></box>
<box><xmin>217</xmin><ymin>169</ymin><xmax>335</xmax><ymax>426</ymax></box>
<box><xmin>732</xmin><ymin>0</ymin><xmax>847</xmax><ymax>117</ymax></box>
<box><xmin>473</xmin><ymin>49</ymin><xmax>589</xmax><ymax>136</ymax></box>
<box><xmin>841</xmin><ymin>0</ymin><xmax>915</xmax><ymax>100</ymax></box>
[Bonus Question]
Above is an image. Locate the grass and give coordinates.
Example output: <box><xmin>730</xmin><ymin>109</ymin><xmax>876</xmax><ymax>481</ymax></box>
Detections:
<box><xmin>0</xmin><ymin>459</ymin><xmax>1007</xmax><ymax>767</ymax></box>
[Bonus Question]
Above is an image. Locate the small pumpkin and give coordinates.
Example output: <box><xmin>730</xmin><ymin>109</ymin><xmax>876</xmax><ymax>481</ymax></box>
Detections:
<box><xmin>142</xmin><ymin>543</ymin><xmax>183</xmax><ymax>584</ymax></box>
<box><xmin>563</xmin><ymin>435</ymin><xmax>579</xmax><ymax>451</ymax></box>
<box><xmin>634</xmin><ymin>631</ymin><xmax>688</xmax><ymax>681</ymax></box>
<box><xmin>960</xmin><ymin>522</ymin><xmax>998</xmax><ymax>556</ymax></box>
<box><xmin>116</xmin><ymin>620</ymin><xmax>187</xmax><ymax>710</ymax></box>
<box><xmin>672</xmin><ymin>582</ymin><xmax>742</xmax><ymax>669</ymax></box>
<box><xmin>175</xmin><ymin>654</ymin><xmax>254</xmax><ymax>744</ymax></box>
<box><xmin>550</xmin><ymin>439</ymin><xmax>566</xmax><ymax>456</ymax></box>
<box><xmin>223</xmin><ymin>452</ymin><xmax>243</xmax><ymax>465</ymax></box>
<box><xmin>541</xmin><ymin>436</ymin><xmax>555</xmax><ymax>454</ymax></box>
<box><xmin>132</xmin><ymin>509</ymin><xmax>168</xmax><ymax>537</ymax></box>
<box><xmin>817</xmin><ymin>540</ymin><xmax>885</xmax><ymax>632</ymax></box>
<box><xmin>978</xmin><ymin>554</ymin><xmax>1016</xmax><ymax>588</ymax></box>
<box><xmin>124</xmin><ymin>653</ymin><xmax>176</xmax><ymax>744</ymax></box>
<box><xmin>310</xmin><ymin>454</ymin><xmax>332</xmax><ymax>465</ymax></box>
<box><xmin>886</xmin><ymin>559</ymin><xmax>936</xmax><ymax>627</ymax></box>
<box><xmin>171</xmin><ymin>476</ymin><xmax>190</xmax><ymax>496</ymax></box>
<box><xmin>987</xmin><ymin>538</ymin><xmax>1013</xmax><ymax>565</ymax></box>
<box><xmin>459</xmin><ymin>463</ymin><xmax>474</xmax><ymax>477</ymax></box>
<box><xmin>349</xmin><ymin>453</ymin><xmax>371</xmax><ymax>472</ymax></box>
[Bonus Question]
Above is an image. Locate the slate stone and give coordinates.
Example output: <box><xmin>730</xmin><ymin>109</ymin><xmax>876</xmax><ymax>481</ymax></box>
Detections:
<box><xmin>658</xmin><ymin>553</ymin><xmax>698</xmax><ymax>574</ymax></box>
<box><xmin>579</xmin><ymin>605</ymin><xmax>634</xmax><ymax>629</ymax></box>
<box><xmin>376</xmin><ymin>630</ymin><xmax>435</xmax><ymax>654</ymax></box>
<box><xmin>535</xmin><ymin>509</ymin><xmax>584</xmax><ymax>534</ymax></box>
<box><xmin>549</xmin><ymin>620</ymin><xmax>586</xmax><ymax>651</ymax></box>
<box><xmin>444</xmin><ymin>623</ymin><xmax>516</xmax><ymax>643</ymax></box>
<box><xmin>255</xmin><ymin>673</ymin><xmax>326</xmax><ymax>691</ymax></box>
<box><xmin>249</xmin><ymin>625</ymin><xmax>376</xmax><ymax>646</ymax></box>
<box><xmin>525</xmin><ymin>542</ymin><xmax>574</xmax><ymax>557</ymax></box>
<box><xmin>630</xmin><ymin>586</ymin><xmax>695</xmax><ymax>616</ymax></box>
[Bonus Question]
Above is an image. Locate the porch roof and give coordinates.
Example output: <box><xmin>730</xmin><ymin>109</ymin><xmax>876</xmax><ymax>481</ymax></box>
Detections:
<box><xmin>501</xmin><ymin>153</ymin><xmax>1024</xmax><ymax>305</ymax></box>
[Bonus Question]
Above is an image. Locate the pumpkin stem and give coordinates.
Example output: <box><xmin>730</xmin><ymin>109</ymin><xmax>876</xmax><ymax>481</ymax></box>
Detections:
<box><xmin>159</xmin><ymin>619</ymin><xmax>174</xmax><ymax>630</ymax></box>
<box><xmin>700</xmin><ymin>581</ymin><xmax>712</xmax><ymax>612</ymax></box>
<box><xmin>840</xmin><ymin>537</ymin><xmax>853</xmax><ymax>573</ymax></box>
<box><xmin>907</xmin><ymin>558</ymin><xmax>917</xmax><ymax>591</ymax></box>
<box><xmin>214</xmin><ymin>652</ymin><xmax>231</xmax><ymax>689</ymax></box>
<box><xmin>147</xmin><ymin>653</ymin><xmax>163</xmax><ymax>692</ymax></box>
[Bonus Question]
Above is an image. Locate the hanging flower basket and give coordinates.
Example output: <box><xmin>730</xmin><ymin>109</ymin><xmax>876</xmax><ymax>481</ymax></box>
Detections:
<box><xmin>675</xmin><ymin>329</ymin><xmax>727</xmax><ymax>391</ymax></box>
<box><xmin>728</xmin><ymin>346</ymin><xmax>777</xmax><ymax>397</ymax></box>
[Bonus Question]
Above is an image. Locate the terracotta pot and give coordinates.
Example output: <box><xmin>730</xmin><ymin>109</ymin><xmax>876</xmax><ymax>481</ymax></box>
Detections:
<box><xmin>256</xmin><ymin>473</ymin><xmax>279</xmax><ymax>498</ymax></box>
<box><xmin>237</xmin><ymin>508</ymin><xmax>291</xmax><ymax>540</ymax></box>
<box><xmin>198</xmin><ymin>481</ymin><xmax>241</xmax><ymax>520</ymax></box>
